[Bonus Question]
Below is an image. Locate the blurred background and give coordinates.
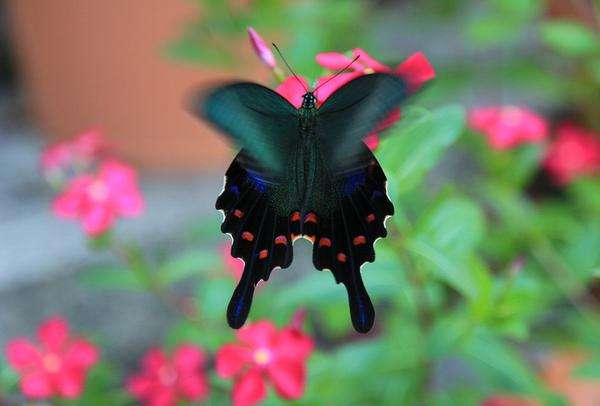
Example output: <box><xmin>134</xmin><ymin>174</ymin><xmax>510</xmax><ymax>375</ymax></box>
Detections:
<box><xmin>1</xmin><ymin>0</ymin><xmax>599</xmax><ymax>405</ymax></box>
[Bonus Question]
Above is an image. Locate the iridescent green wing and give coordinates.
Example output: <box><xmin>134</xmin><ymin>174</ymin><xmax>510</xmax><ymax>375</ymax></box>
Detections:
<box><xmin>192</xmin><ymin>82</ymin><xmax>299</xmax><ymax>175</ymax></box>
<box><xmin>317</xmin><ymin>73</ymin><xmax>409</xmax><ymax>165</ymax></box>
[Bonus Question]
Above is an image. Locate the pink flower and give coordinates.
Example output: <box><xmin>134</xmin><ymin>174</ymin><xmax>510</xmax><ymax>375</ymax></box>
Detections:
<box><xmin>127</xmin><ymin>345</ymin><xmax>209</xmax><ymax>406</ymax></box>
<box><xmin>41</xmin><ymin>128</ymin><xmax>109</xmax><ymax>172</ymax></box>
<box><xmin>222</xmin><ymin>242</ymin><xmax>244</xmax><ymax>281</ymax></box>
<box><xmin>468</xmin><ymin>106</ymin><xmax>549</xmax><ymax>150</ymax></box>
<box><xmin>5</xmin><ymin>317</ymin><xmax>99</xmax><ymax>399</ymax></box>
<box><xmin>276</xmin><ymin>76</ymin><xmax>312</xmax><ymax>109</ymax></box>
<box><xmin>315</xmin><ymin>48</ymin><xmax>435</xmax><ymax>92</ymax></box>
<box><xmin>543</xmin><ymin>123</ymin><xmax>600</xmax><ymax>185</ymax></box>
<box><xmin>216</xmin><ymin>312</ymin><xmax>314</xmax><ymax>406</ymax></box>
<box><xmin>52</xmin><ymin>160</ymin><xmax>144</xmax><ymax>236</ymax></box>
<box><xmin>247</xmin><ymin>27</ymin><xmax>276</xmax><ymax>69</ymax></box>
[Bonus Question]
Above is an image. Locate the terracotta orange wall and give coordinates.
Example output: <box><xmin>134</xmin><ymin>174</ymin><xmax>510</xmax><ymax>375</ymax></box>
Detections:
<box><xmin>6</xmin><ymin>0</ymin><xmax>264</xmax><ymax>170</ymax></box>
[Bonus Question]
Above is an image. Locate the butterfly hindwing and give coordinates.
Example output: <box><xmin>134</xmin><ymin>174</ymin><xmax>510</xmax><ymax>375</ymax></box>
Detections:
<box><xmin>217</xmin><ymin>152</ymin><xmax>295</xmax><ymax>328</ymax></box>
<box><xmin>311</xmin><ymin>145</ymin><xmax>393</xmax><ymax>332</ymax></box>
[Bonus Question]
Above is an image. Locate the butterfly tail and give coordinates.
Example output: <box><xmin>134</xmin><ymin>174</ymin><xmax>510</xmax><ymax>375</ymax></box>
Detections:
<box><xmin>218</xmin><ymin>152</ymin><xmax>294</xmax><ymax>329</ymax></box>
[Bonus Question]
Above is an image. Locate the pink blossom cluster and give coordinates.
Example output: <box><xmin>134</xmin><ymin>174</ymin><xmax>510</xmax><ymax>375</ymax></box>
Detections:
<box><xmin>5</xmin><ymin>313</ymin><xmax>314</xmax><ymax>406</ymax></box>
<box><xmin>468</xmin><ymin>107</ymin><xmax>600</xmax><ymax>185</ymax></box>
<box><xmin>42</xmin><ymin>129</ymin><xmax>144</xmax><ymax>236</ymax></box>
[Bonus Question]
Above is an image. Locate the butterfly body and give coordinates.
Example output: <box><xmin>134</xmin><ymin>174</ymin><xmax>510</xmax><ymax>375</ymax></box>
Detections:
<box><xmin>192</xmin><ymin>73</ymin><xmax>411</xmax><ymax>333</ymax></box>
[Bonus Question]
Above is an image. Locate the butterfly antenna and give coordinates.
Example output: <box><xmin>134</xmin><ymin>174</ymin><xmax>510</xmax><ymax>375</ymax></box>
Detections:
<box><xmin>272</xmin><ymin>43</ymin><xmax>308</xmax><ymax>92</ymax></box>
<box><xmin>314</xmin><ymin>55</ymin><xmax>360</xmax><ymax>93</ymax></box>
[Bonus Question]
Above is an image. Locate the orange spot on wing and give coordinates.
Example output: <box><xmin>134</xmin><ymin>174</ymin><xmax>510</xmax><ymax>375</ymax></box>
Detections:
<box><xmin>290</xmin><ymin>211</ymin><xmax>301</xmax><ymax>222</ymax></box>
<box><xmin>258</xmin><ymin>249</ymin><xmax>268</xmax><ymax>259</ymax></box>
<box><xmin>304</xmin><ymin>213</ymin><xmax>317</xmax><ymax>223</ymax></box>
<box><xmin>233</xmin><ymin>209</ymin><xmax>244</xmax><ymax>218</ymax></box>
<box><xmin>274</xmin><ymin>235</ymin><xmax>287</xmax><ymax>245</ymax></box>
<box><xmin>353</xmin><ymin>235</ymin><xmax>367</xmax><ymax>246</ymax></box>
<box><xmin>366</xmin><ymin>213</ymin><xmax>376</xmax><ymax>223</ymax></box>
<box><xmin>337</xmin><ymin>253</ymin><xmax>347</xmax><ymax>263</ymax></box>
<box><xmin>242</xmin><ymin>231</ymin><xmax>254</xmax><ymax>242</ymax></box>
<box><xmin>319</xmin><ymin>237</ymin><xmax>332</xmax><ymax>248</ymax></box>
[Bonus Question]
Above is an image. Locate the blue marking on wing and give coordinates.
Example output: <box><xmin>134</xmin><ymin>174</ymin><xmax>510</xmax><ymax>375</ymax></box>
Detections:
<box><xmin>234</xmin><ymin>296</ymin><xmax>244</xmax><ymax>318</ymax></box>
<box><xmin>246</xmin><ymin>170</ymin><xmax>267</xmax><ymax>193</ymax></box>
<box><xmin>343</xmin><ymin>171</ymin><xmax>366</xmax><ymax>196</ymax></box>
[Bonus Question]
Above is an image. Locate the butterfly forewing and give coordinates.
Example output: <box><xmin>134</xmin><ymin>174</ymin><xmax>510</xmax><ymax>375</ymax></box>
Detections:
<box><xmin>195</xmin><ymin>82</ymin><xmax>299</xmax><ymax>175</ymax></box>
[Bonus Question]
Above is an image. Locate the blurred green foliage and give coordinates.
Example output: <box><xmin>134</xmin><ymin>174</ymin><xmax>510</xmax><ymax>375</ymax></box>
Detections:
<box><xmin>4</xmin><ymin>0</ymin><xmax>600</xmax><ymax>405</ymax></box>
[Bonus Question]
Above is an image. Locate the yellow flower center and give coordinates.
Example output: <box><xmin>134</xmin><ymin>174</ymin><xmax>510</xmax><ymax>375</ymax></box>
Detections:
<box><xmin>363</xmin><ymin>67</ymin><xmax>375</xmax><ymax>74</ymax></box>
<box><xmin>88</xmin><ymin>180</ymin><xmax>109</xmax><ymax>202</ymax></box>
<box><xmin>43</xmin><ymin>353</ymin><xmax>62</xmax><ymax>373</ymax></box>
<box><xmin>500</xmin><ymin>106</ymin><xmax>523</xmax><ymax>127</ymax></box>
<box><xmin>253</xmin><ymin>348</ymin><xmax>272</xmax><ymax>366</ymax></box>
<box><xmin>158</xmin><ymin>366</ymin><xmax>178</xmax><ymax>386</ymax></box>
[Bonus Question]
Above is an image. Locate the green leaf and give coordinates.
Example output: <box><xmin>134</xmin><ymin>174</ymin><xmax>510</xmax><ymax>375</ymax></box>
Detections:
<box><xmin>540</xmin><ymin>21</ymin><xmax>600</xmax><ymax>57</ymax></box>
<box><xmin>195</xmin><ymin>278</ymin><xmax>235</xmax><ymax>321</ymax></box>
<box><xmin>461</xmin><ymin>328</ymin><xmax>550</xmax><ymax>398</ymax></box>
<box><xmin>377</xmin><ymin>105</ymin><xmax>465</xmax><ymax>194</ymax></box>
<box><xmin>573</xmin><ymin>355</ymin><xmax>600</xmax><ymax>378</ymax></box>
<box><xmin>466</xmin><ymin>16</ymin><xmax>522</xmax><ymax>47</ymax></box>
<box><xmin>78</xmin><ymin>266</ymin><xmax>144</xmax><ymax>291</ymax></box>
<box><xmin>158</xmin><ymin>249</ymin><xmax>221</xmax><ymax>285</ymax></box>
<box><xmin>405</xmin><ymin>195</ymin><xmax>489</xmax><ymax>299</ymax></box>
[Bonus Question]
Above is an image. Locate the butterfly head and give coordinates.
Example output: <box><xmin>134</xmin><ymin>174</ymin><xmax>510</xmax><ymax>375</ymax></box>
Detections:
<box><xmin>301</xmin><ymin>92</ymin><xmax>317</xmax><ymax>110</ymax></box>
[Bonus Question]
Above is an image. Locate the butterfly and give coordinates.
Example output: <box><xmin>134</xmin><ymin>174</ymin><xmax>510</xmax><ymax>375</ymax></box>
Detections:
<box><xmin>191</xmin><ymin>59</ymin><xmax>413</xmax><ymax>333</ymax></box>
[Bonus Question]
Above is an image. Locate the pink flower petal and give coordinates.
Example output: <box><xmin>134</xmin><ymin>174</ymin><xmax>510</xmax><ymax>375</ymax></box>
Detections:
<box><xmin>147</xmin><ymin>387</ymin><xmax>177</xmax><ymax>406</ymax></box>
<box><xmin>314</xmin><ymin>71</ymin><xmax>362</xmax><ymax>104</ymax></box>
<box><xmin>5</xmin><ymin>339</ymin><xmax>42</xmax><ymax>372</ymax></box>
<box><xmin>111</xmin><ymin>190</ymin><xmax>144</xmax><ymax>217</ymax></box>
<box><xmin>216</xmin><ymin>344</ymin><xmax>249</xmax><ymax>378</ymax></box>
<box><xmin>276</xmin><ymin>328</ymin><xmax>314</xmax><ymax>361</ymax></box>
<box><xmin>364</xmin><ymin>133</ymin><xmax>380</xmax><ymax>151</ymax></box>
<box><xmin>544</xmin><ymin>124</ymin><xmax>600</xmax><ymax>185</ymax></box>
<box><xmin>395</xmin><ymin>51</ymin><xmax>436</xmax><ymax>92</ymax></box>
<box><xmin>82</xmin><ymin>204</ymin><xmax>115</xmax><ymax>236</ymax></box>
<box><xmin>468</xmin><ymin>106</ymin><xmax>549</xmax><ymax>151</ymax></box>
<box><xmin>352</xmin><ymin>48</ymin><xmax>391</xmax><ymax>72</ymax></box>
<box><xmin>315</xmin><ymin>52</ymin><xmax>356</xmax><ymax>70</ymax></box>
<box><xmin>267</xmin><ymin>359</ymin><xmax>306</xmax><ymax>399</ymax></box>
<box><xmin>21</xmin><ymin>371</ymin><xmax>54</xmax><ymax>399</ymax></box>
<box><xmin>55</xmin><ymin>370</ymin><xmax>85</xmax><ymax>398</ymax></box>
<box><xmin>141</xmin><ymin>348</ymin><xmax>168</xmax><ymax>373</ymax></box>
<box><xmin>126</xmin><ymin>374</ymin><xmax>154</xmax><ymax>398</ymax></box>
<box><xmin>236</xmin><ymin>321</ymin><xmax>277</xmax><ymax>348</ymax></box>
<box><xmin>52</xmin><ymin>177</ymin><xmax>93</xmax><ymax>219</ymax></box>
<box><xmin>172</xmin><ymin>345</ymin><xmax>204</xmax><ymax>374</ymax></box>
<box><xmin>247</xmin><ymin>27</ymin><xmax>276</xmax><ymax>69</ymax></box>
<box><xmin>232</xmin><ymin>368</ymin><xmax>267</xmax><ymax>406</ymax></box>
<box><xmin>276</xmin><ymin>76</ymin><xmax>310</xmax><ymax>109</ymax></box>
<box><xmin>64</xmin><ymin>339</ymin><xmax>99</xmax><ymax>370</ymax></box>
<box><xmin>37</xmin><ymin>318</ymin><xmax>69</xmax><ymax>352</ymax></box>
<box><xmin>177</xmin><ymin>373</ymin><xmax>209</xmax><ymax>401</ymax></box>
